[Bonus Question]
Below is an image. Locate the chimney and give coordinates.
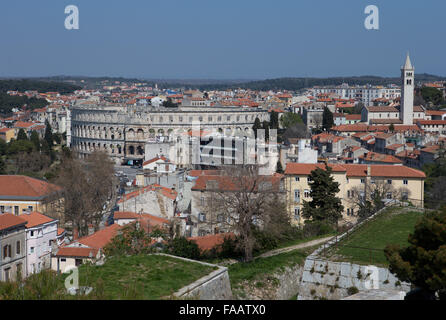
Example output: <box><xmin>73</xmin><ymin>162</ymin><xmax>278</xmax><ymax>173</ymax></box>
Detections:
<box><xmin>73</xmin><ymin>228</ymin><xmax>79</xmax><ymax>240</ymax></box>
<box><xmin>367</xmin><ymin>165</ymin><xmax>371</xmax><ymax>177</ymax></box>
<box><xmin>88</xmin><ymin>224</ymin><xmax>95</xmax><ymax>236</ymax></box>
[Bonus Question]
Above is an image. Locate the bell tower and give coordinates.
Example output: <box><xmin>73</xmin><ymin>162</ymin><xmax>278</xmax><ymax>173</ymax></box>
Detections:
<box><xmin>400</xmin><ymin>53</ymin><xmax>414</xmax><ymax>125</ymax></box>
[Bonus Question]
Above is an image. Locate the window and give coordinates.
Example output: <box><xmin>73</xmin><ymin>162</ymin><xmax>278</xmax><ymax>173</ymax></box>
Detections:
<box><xmin>294</xmin><ymin>207</ymin><xmax>300</xmax><ymax>219</ymax></box>
<box><xmin>4</xmin><ymin>268</ymin><xmax>10</xmax><ymax>282</ymax></box>
<box><xmin>14</xmin><ymin>206</ymin><xmax>19</xmax><ymax>216</ymax></box>
<box><xmin>402</xmin><ymin>192</ymin><xmax>409</xmax><ymax>201</ymax></box>
<box><xmin>386</xmin><ymin>192</ymin><xmax>392</xmax><ymax>200</ymax></box>
<box><xmin>30</xmin><ymin>247</ymin><xmax>34</xmax><ymax>254</ymax></box>
<box><xmin>304</xmin><ymin>189</ymin><xmax>310</xmax><ymax>198</ymax></box>
<box><xmin>371</xmin><ymin>178</ymin><xmax>375</xmax><ymax>184</ymax></box>
<box><xmin>360</xmin><ymin>178</ymin><xmax>365</xmax><ymax>184</ymax></box>
<box><xmin>30</xmin><ymin>230</ymin><xmax>34</xmax><ymax>237</ymax></box>
<box><xmin>295</xmin><ymin>177</ymin><xmax>300</xmax><ymax>182</ymax></box>
<box><xmin>198</xmin><ymin>213</ymin><xmax>206</xmax><ymax>222</ymax></box>
<box><xmin>28</xmin><ymin>206</ymin><xmax>33</xmax><ymax>211</ymax></box>
<box><xmin>307</xmin><ymin>177</ymin><xmax>312</xmax><ymax>183</ymax></box>
<box><xmin>403</xmin><ymin>179</ymin><xmax>408</xmax><ymax>185</ymax></box>
<box><xmin>3</xmin><ymin>245</ymin><xmax>11</xmax><ymax>259</ymax></box>
<box><xmin>387</xmin><ymin>179</ymin><xmax>392</xmax><ymax>185</ymax></box>
<box><xmin>347</xmin><ymin>190</ymin><xmax>351</xmax><ymax>198</ymax></box>
<box><xmin>294</xmin><ymin>190</ymin><xmax>300</xmax><ymax>201</ymax></box>
<box><xmin>16</xmin><ymin>241</ymin><xmax>20</xmax><ymax>255</ymax></box>
<box><xmin>217</xmin><ymin>214</ymin><xmax>224</xmax><ymax>223</ymax></box>
<box><xmin>61</xmin><ymin>258</ymin><xmax>66</xmax><ymax>262</ymax></box>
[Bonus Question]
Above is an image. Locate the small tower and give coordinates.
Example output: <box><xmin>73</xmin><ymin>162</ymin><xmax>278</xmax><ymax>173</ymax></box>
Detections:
<box><xmin>400</xmin><ymin>53</ymin><xmax>414</xmax><ymax>125</ymax></box>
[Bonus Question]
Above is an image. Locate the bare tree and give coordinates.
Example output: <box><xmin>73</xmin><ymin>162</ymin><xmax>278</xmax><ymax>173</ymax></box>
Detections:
<box><xmin>52</xmin><ymin>151</ymin><xmax>117</xmax><ymax>237</ymax></box>
<box><xmin>346</xmin><ymin>179</ymin><xmax>411</xmax><ymax>220</ymax></box>
<box><xmin>200</xmin><ymin>165</ymin><xmax>287</xmax><ymax>262</ymax></box>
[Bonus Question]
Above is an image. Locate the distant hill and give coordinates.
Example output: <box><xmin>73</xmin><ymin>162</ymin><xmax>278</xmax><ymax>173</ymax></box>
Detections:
<box><xmin>0</xmin><ymin>79</ymin><xmax>81</xmax><ymax>94</ymax></box>
<box><xmin>173</xmin><ymin>74</ymin><xmax>446</xmax><ymax>91</ymax></box>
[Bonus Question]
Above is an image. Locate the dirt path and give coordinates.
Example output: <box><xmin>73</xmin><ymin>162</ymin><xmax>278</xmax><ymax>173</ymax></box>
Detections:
<box><xmin>255</xmin><ymin>236</ymin><xmax>334</xmax><ymax>259</ymax></box>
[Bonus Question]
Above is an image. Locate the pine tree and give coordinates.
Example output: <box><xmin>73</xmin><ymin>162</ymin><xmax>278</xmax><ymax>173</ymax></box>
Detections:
<box><xmin>385</xmin><ymin>207</ymin><xmax>446</xmax><ymax>299</ymax></box>
<box><xmin>30</xmin><ymin>131</ymin><xmax>40</xmax><ymax>151</ymax></box>
<box><xmin>389</xmin><ymin>123</ymin><xmax>395</xmax><ymax>132</ymax></box>
<box><xmin>17</xmin><ymin>129</ymin><xmax>28</xmax><ymax>141</ymax></box>
<box><xmin>262</xmin><ymin>121</ymin><xmax>270</xmax><ymax>141</ymax></box>
<box><xmin>302</xmin><ymin>164</ymin><xmax>344</xmax><ymax>225</ymax></box>
<box><xmin>44</xmin><ymin>120</ymin><xmax>53</xmax><ymax>149</ymax></box>
<box><xmin>276</xmin><ymin>161</ymin><xmax>284</xmax><ymax>174</ymax></box>
<box><xmin>252</xmin><ymin>117</ymin><xmax>262</xmax><ymax>139</ymax></box>
<box><xmin>270</xmin><ymin>111</ymin><xmax>279</xmax><ymax>129</ymax></box>
<box><xmin>322</xmin><ymin>107</ymin><xmax>334</xmax><ymax>131</ymax></box>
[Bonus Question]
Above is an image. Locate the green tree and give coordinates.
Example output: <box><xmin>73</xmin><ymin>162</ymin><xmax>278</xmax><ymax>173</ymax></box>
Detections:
<box><xmin>30</xmin><ymin>131</ymin><xmax>40</xmax><ymax>151</ymax></box>
<box><xmin>44</xmin><ymin>120</ymin><xmax>53</xmax><ymax>149</ymax></box>
<box><xmin>280</xmin><ymin>112</ymin><xmax>303</xmax><ymax>129</ymax></box>
<box><xmin>262</xmin><ymin>121</ymin><xmax>270</xmax><ymax>141</ymax></box>
<box><xmin>270</xmin><ymin>111</ymin><xmax>279</xmax><ymax>129</ymax></box>
<box><xmin>0</xmin><ymin>139</ymin><xmax>7</xmax><ymax>156</ymax></box>
<box><xmin>385</xmin><ymin>207</ymin><xmax>446</xmax><ymax>299</ymax></box>
<box><xmin>302</xmin><ymin>164</ymin><xmax>344</xmax><ymax>225</ymax></box>
<box><xmin>0</xmin><ymin>158</ymin><xmax>5</xmax><ymax>174</ymax></box>
<box><xmin>276</xmin><ymin>160</ymin><xmax>284</xmax><ymax>174</ymax></box>
<box><xmin>167</xmin><ymin>237</ymin><xmax>201</xmax><ymax>260</ymax></box>
<box><xmin>421</xmin><ymin>87</ymin><xmax>444</xmax><ymax>107</ymax></box>
<box><xmin>252</xmin><ymin>117</ymin><xmax>262</xmax><ymax>139</ymax></box>
<box><xmin>389</xmin><ymin>123</ymin><xmax>395</xmax><ymax>132</ymax></box>
<box><xmin>17</xmin><ymin>129</ymin><xmax>28</xmax><ymax>141</ymax></box>
<box><xmin>322</xmin><ymin>107</ymin><xmax>334</xmax><ymax>131</ymax></box>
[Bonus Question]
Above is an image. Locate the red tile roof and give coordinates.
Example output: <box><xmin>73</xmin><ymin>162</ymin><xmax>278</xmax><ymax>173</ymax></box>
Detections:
<box><xmin>55</xmin><ymin>247</ymin><xmax>98</xmax><ymax>258</ymax></box>
<box><xmin>23</xmin><ymin>211</ymin><xmax>56</xmax><ymax>228</ymax></box>
<box><xmin>285</xmin><ymin>163</ymin><xmax>425</xmax><ymax>178</ymax></box>
<box><xmin>76</xmin><ymin>224</ymin><xmax>121</xmax><ymax>250</ymax></box>
<box><xmin>0</xmin><ymin>213</ymin><xmax>27</xmax><ymax>231</ymax></box>
<box><xmin>188</xmin><ymin>233</ymin><xmax>235</xmax><ymax>252</ymax></box>
<box><xmin>0</xmin><ymin>175</ymin><xmax>61</xmax><ymax>199</ymax></box>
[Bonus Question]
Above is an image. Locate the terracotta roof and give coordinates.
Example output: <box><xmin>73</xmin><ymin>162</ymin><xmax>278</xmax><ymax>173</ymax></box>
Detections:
<box><xmin>192</xmin><ymin>175</ymin><xmax>282</xmax><ymax>192</ymax></box>
<box><xmin>0</xmin><ymin>175</ymin><xmax>61</xmax><ymax>200</ymax></box>
<box><xmin>285</xmin><ymin>163</ymin><xmax>425</xmax><ymax>178</ymax></box>
<box><xmin>143</xmin><ymin>156</ymin><xmax>167</xmax><ymax>166</ymax></box>
<box><xmin>0</xmin><ymin>213</ymin><xmax>27</xmax><ymax>231</ymax></box>
<box><xmin>359</xmin><ymin>152</ymin><xmax>403</xmax><ymax>164</ymax></box>
<box><xmin>188</xmin><ymin>233</ymin><xmax>235</xmax><ymax>252</ymax></box>
<box><xmin>75</xmin><ymin>224</ymin><xmax>121</xmax><ymax>250</ymax></box>
<box><xmin>366</xmin><ymin>106</ymin><xmax>399</xmax><ymax>113</ymax></box>
<box><xmin>55</xmin><ymin>247</ymin><xmax>98</xmax><ymax>258</ymax></box>
<box><xmin>417</xmin><ymin>120</ymin><xmax>446</xmax><ymax>126</ymax></box>
<box><xmin>113</xmin><ymin>211</ymin><xmax>170</xmax><ymax>226</ymax></box>
<box><xmin>57</xmin><ymin>228</ymin><xmax>65</xmax><ymax>236</ymax></box>
<box><xmin>23</xmin><ymin>211</ymin><xmax>56</xmax><ymax>228</ymax></box>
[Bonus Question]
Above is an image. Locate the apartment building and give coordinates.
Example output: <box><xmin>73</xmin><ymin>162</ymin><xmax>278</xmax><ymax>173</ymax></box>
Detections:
<box><xmin>0</xmin><ymin>176</ymin><xmax>63</xmax><ymax>222</ymax></box>
<box><xmin>0</xmin><ymin>214</ymin><xmax>27</xmax><ymax>282</ymax></box>
<box><xmin>284</xmin><ymin>163</ymin><xmax>425</xmax><ymax>225</ymax></box>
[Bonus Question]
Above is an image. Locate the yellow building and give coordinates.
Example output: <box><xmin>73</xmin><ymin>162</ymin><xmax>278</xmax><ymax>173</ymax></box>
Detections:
<box><xmin>0</xmin><ymin>175</ymin><xmax>64</xmax><ymax>222</ymax></box>
<box><xmin>284</xmin><ymin>163</ymin><xmax>425</xmax><ymax>225</ymax></box>
<box><xmin>0</xmin><ymin>128</ymin><xmax>15</xmax><ymax>143</ymax></box>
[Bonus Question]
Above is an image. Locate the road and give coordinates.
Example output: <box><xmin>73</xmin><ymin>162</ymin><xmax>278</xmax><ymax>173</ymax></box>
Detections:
<box><xmin>255</xmin><ymin>236</ymin><xmax>334</xmax><ymax>259</ymax></box>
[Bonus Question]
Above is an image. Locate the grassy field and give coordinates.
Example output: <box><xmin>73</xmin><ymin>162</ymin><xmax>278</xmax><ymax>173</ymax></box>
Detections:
<box><xmin>67</xmin><ymin>255</ymin><xmax>216</xmax><ymax>300</ymax></box>
<box><xmin>228</xmin><ymin>247</ymin><xmax>313</xmax><ymax>290</ymax></box>
<box><xmin>328</xmin><ymin>207</ymin><xmax>424</xmax><ymax>266</ymax></box>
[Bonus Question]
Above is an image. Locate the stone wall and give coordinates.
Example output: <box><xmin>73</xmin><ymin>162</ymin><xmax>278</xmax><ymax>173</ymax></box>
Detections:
<box><xmin>297</xmin><ymin>258</ymin><xmax>410</xmax><ymax>300</ymax></box>
<box><xmin>154</xmin><ymin>254</ymin><xmax>232</xmax><ymax>300</ymax></box>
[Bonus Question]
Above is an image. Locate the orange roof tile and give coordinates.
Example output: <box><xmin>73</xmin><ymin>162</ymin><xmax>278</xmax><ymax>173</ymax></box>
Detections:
<box><xmin>23</xmin><ymin>211</ymin><xmax>55</xmax><ymax>228</ymax></box>
<box><xmin>0</xmin><ymin>175</ymin><xmax>61</xmax><ymax>200</ymax></box>
<box><xmin>0</xmin><ymin>213</ymin><xmax>27</xmax><ymax>231</ymax></box>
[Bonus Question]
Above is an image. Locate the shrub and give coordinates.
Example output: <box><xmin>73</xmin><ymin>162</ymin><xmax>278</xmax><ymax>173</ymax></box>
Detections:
<box><xmin>167</xmin><ymin>237</ymin><xmax>201</xmax><ymax>260</ymax></box>
<box><xmin>303</xmin><ymin>221</ymin><xmax>334</xmax><ymax>238</ymax></box>
<box><xmin>347</xmin><ymin>286</ymin><xmax>359</xmax><ymax>295</ymax></box>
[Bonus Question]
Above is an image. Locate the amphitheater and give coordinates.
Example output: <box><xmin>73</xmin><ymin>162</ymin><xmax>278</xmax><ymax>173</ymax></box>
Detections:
<box><xmin>69</xmin><ymin>103</ymin><xmax>270</xmax><ymax>165</ymax></box>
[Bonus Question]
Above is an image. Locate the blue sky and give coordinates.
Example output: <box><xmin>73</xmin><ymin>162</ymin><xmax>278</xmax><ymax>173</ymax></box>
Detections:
<box><xmin>0</xmin><ymin>0</ymin><xmax>444</xmax><ymax>79</ymax></box>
